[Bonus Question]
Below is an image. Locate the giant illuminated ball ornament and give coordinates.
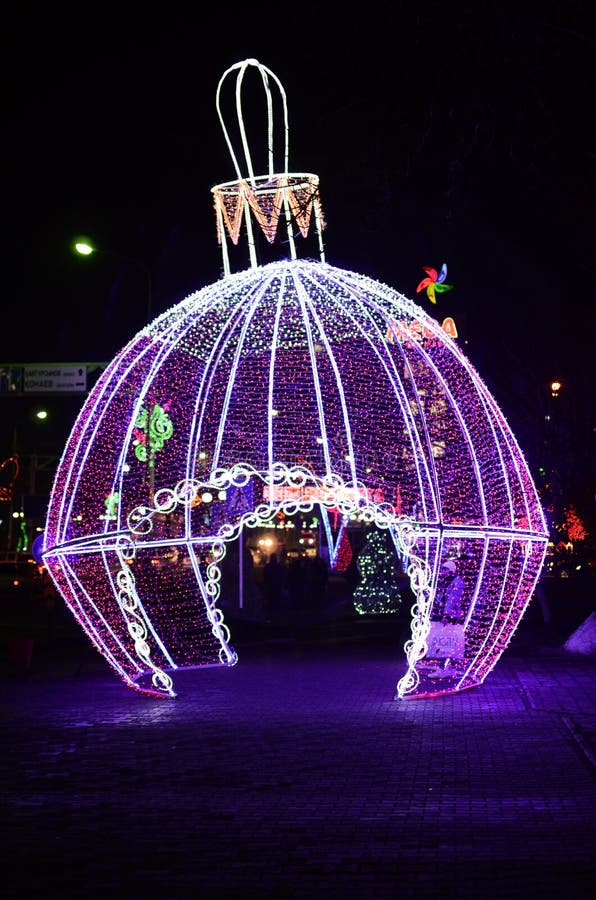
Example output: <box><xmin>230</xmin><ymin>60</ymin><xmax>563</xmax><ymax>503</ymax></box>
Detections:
<box><xmin>43</xmin><ymin>59</ymin><xmax>548</xmax><ymax>699</ymax></box>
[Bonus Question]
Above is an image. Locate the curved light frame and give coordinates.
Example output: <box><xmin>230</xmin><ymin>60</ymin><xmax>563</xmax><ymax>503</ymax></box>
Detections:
<box><xmin>42</xmin><ymin>259</ymin><xmax>548</xmax><ymax>699</ymax></box>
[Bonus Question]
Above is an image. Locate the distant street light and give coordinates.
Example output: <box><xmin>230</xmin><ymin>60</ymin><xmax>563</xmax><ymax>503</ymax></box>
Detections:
<box><xmin>73</xmin><ymin>238</ymin><xmax>153</xmax><ymax>322</ymax></box>
<box><xmin>6</xmin><ymin>407</ymin><xmax>50</xmax><ymax>552</ymax></box>
<box><xmin>74</xmin><ymin>241</ymin><xmax>94</xmax><ymax>256</ymax></box>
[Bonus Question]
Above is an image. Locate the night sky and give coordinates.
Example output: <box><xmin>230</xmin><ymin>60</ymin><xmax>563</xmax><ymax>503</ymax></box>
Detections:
<box><xmin>4</xmin><ymin>3</ymin><xmax>595</xmax><ymax>443</ymax></box>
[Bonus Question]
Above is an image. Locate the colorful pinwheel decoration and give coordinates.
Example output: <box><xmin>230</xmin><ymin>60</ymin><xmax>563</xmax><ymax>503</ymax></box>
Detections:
<box><xmin>416</xmin><ymin>263</ymin><xmax>453</xmax><ymax>304</ymax></box>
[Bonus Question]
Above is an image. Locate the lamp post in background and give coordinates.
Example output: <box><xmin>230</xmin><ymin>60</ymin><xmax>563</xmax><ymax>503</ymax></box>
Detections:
<box><xmin>73</xmin><ymin>238</ymin><xmax>153</xmax><ymax>323</ymax></box>
<box><xmin>4</xmin><ymin>406</ymin><xmax>50</xmax><ymax>554</ymax></box>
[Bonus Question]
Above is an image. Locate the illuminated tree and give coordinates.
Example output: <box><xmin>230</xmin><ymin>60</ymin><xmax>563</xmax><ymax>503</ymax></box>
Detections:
<box><xmin>353</xmin><ymin>528</ymin><xmax>402</xmax><ymax>615</ymax></box>
<box><xmin>564</xmin><ymin>505</ymin><xmax>588</xmax><ymax>543</ymax></box>
<box><xmin>332</xmin><ymin>525</ymin><xmax>353</xmax><ymax>574</ymax></box>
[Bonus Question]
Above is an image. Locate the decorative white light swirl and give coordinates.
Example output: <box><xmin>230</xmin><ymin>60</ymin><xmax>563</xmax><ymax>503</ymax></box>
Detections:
<box><xmin>128</xmin><ymin>462</ymin><xmax>426</xmax><ymax>693</ymax></box>
<box><xmin>114</xmin><ymin>546</ymin><xmax>176</xmax><ymax>697</ymax></box>
<box><xmin>203</xmin><ymin>539</ymin><xmax>237</xmax><ymax>664</ymax></box>
<box><xmin>394</xmin><ymin>533</ymin><xmax>434</xmax><ymax>699</ymax></box>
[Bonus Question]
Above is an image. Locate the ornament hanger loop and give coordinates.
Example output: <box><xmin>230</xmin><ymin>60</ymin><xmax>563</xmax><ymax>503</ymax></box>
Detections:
<box><xmin>216</xmin><ymin>58</ymin><xmax>289</xmax><ymax>186</ymax></box>
<box><xmin>212</xmin><ymin>58</ymin><xmax>326</xmax><ymax>274</ymax></box>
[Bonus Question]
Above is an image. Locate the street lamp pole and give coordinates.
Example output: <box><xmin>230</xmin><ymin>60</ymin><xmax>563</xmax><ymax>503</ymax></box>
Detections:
<box><xmin>6</xmin><ymin>408</ymin><xmax>49</xmax><ymax>553</ymax></box>
<box><xmin>73</xmin><ymin>239</ymin><xmax>153</xmax><ymax>323</ymax></box>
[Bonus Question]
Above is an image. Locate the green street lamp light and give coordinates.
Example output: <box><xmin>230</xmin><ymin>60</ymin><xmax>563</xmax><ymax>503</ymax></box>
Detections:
<box><xmin>6</xmin><ymin>407</ymin><xmax>50</xmax><ymax>552</ymax></box>
<box><xmin>74</xmin><ymin>240</ymin><xmax>95</xmax><ymax>256</ymax></box>
<box><xmin>73</xmin><ymin>237</ymin><xmax>153</xmax><ymax>322</ymax></box>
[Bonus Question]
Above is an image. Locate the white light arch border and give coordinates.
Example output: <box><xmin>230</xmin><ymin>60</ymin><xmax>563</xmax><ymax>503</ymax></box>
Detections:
<box><xmin>125</xmin><ymin>461</ymin><xmax>453</xmax><ymax>700</ymax></box>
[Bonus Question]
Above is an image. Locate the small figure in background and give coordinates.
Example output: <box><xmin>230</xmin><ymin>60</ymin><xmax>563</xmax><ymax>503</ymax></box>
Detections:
<box><xmin>304</xmin><ymin>554</ymin><xmax>328</xmax><ymax>607</ymax></box>
<box><xmin>263</xmin><ymin>553</ymin><xmax>287</xmax><ymax>616</ymax></box>
<box><xmin>287</xmin><ymin>555</ymin><xmax>306</xmax><ymax>610</ymax></box>
<box><xmin>441</xmin><ymin>559</ymin><xmax>465</xmax><ymax>623</ymax></box>
<box><xmin>427</xmin><ymin>558</ymin><xmax>466</xmax><ymax>678</ymax></box>
<box><xmin>242</xmin><ymin>544</ymin><xmax>262</xmax><ymax>614</ymax></box>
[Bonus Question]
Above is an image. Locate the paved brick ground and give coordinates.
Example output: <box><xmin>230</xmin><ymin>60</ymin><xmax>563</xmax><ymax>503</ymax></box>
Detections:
<box><xmin>1</xmin><ymin>615</ymin><xmax>595</xmax><ymax>899</ymax></box>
